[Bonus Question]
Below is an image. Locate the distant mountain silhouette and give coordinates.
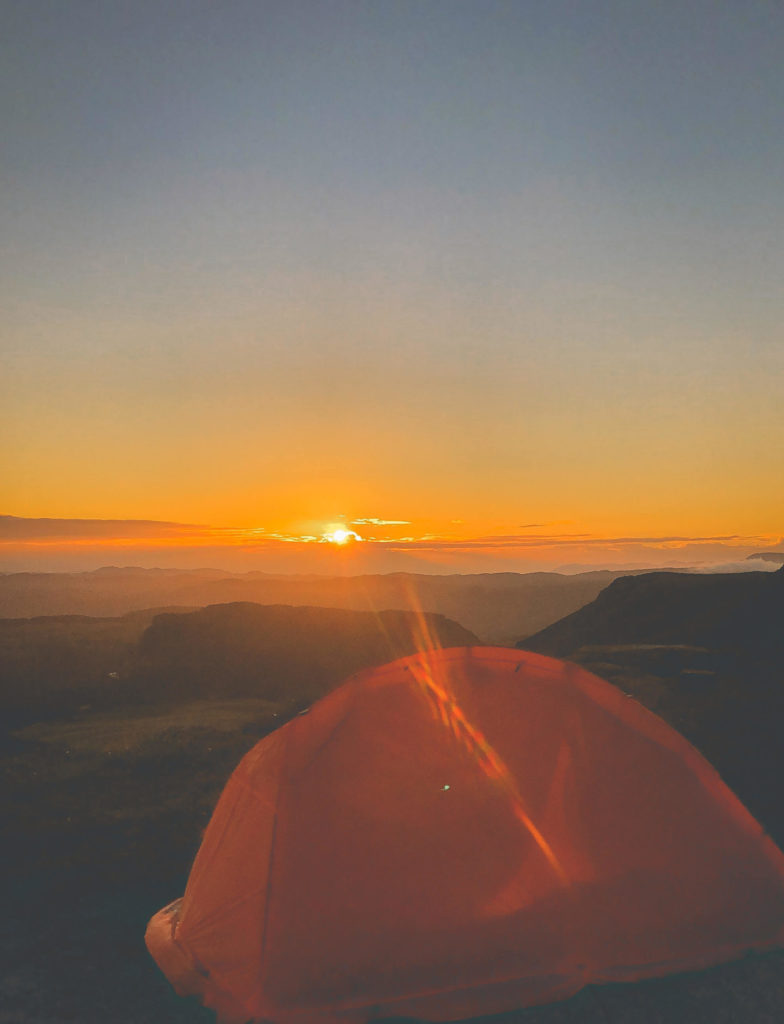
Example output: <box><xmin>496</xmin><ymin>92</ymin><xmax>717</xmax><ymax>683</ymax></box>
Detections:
<box><xmin>521</xmin><ymin>566</ymin><xmax>784</xmax><ymax>663</ymax></box>
<box><xmin>746</xmin><ymin>552</ymin><xmax>784</xmax><ymax>564</ymax></box>
<box><xmin>0</xmin><ymin>566</ymin><xmax>679</xmax><ymax>643</ymax></box>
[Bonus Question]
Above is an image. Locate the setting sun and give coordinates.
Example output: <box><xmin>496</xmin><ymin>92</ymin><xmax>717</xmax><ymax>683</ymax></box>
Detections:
<box><xmin>322</xmin><ymin>527</ymin><xmax>363</xmax><ymax>546</ymax></box>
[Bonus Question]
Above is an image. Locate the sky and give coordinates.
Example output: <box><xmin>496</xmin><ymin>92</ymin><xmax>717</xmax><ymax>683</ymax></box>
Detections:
<box><xmin>2</xmin><ymin>1</ymin><xmax>783</xmax><ymax>573</ymax></box>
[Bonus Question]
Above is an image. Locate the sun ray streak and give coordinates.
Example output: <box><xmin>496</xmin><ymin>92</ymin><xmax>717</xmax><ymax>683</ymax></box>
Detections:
<box><xmin>363</xmin><ymin>577</ymin><xmax>565</xmax><ymax>883</ymax></box>
<box><xmin>407</xmin><ymin>656</ymin><xmax>567</xmax><ymax>885</ymax></box>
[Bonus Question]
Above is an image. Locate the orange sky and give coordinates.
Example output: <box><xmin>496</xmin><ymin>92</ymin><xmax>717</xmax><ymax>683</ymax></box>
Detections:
<box><xmin>3</xmin><ymin>5</ymin><xmax>783</xmax><ymax>574</ymax></box>
<box><xmin>1</xmin><ymin>515</ymin><xmax>782</xmax><ymax>575</ymax></box>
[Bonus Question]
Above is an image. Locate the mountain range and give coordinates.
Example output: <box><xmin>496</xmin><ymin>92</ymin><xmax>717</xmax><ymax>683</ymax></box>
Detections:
<box><xmin>0</xmin><ymin>565</ymin><xmax>676</xmax><ymax>644</ymax></box>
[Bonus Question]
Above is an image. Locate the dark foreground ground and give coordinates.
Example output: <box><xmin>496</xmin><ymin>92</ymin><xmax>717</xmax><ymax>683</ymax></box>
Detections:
<box><xmin>3</xmin><ymin>676</ymin><xmax>784</xmax><ymax>1024</ymax></box>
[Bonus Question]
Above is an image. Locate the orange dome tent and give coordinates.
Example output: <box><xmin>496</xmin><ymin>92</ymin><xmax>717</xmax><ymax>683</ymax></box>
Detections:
<box><xmin>146</xmin><ymin>647</ymin><xmax>784</xmax><ymax>1024</ymax></box>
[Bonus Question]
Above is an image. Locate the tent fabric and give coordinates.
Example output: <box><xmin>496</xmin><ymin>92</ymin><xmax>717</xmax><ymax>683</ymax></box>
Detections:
<box><xmin>146</xmin><ymin>646</ymin><xmax>784</xmax><ymax>1024</ymax></box>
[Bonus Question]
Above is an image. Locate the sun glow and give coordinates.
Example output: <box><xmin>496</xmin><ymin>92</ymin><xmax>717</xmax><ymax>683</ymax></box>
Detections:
<box><xmin>321</xmin><ymin>526</ymin><xmax>363</xmax><ymax>545</ymax></box>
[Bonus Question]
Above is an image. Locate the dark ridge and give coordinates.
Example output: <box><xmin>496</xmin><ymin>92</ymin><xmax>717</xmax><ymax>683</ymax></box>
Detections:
<box><xmin>520</xmin><ymin>569</ymin><xmax>784</xmax><ymax>662</ymax></box>
<box><xmin>519</xmin><ymin>568</ymin><xmax>784</xmax><ymax>844</ymax></box>
<box><xmin>136</xmin><ymin>602</ymin><xmax>478</xmax><ymax>703</ymax></box>
<box><xmin>0</xmin><ymin>601</ymin><xmax>477</xmax><ymax>724</ymax></box>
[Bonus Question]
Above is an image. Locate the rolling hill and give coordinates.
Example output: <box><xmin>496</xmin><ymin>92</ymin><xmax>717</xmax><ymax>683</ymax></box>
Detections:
<box><xmin>135</xmin><ymin>601</ymin><xmax>477</xmax><ymax>703</ymax></box>
<box><xmin>0</xmin><ymin>602</ymin><xmax>477</xmax><ymax>723</ymax></box>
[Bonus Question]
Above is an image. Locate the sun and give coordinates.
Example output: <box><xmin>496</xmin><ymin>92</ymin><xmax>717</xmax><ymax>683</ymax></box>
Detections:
<box><xmin>321</xmin><ymin>526</ymin><xmax>363</xmax><ymax>545</ymax></box>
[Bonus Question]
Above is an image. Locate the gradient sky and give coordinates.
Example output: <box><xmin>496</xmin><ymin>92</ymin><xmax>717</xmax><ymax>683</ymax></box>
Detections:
<box><xmin>2</xmin><ymin>1</ymin><xmax>783</xmax><ymax>572</ymax></box>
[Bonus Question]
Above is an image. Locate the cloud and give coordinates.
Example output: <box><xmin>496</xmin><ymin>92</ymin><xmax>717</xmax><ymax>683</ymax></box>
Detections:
<box><xmin>696</xmin><ymin>559</ymin><xmax>783</xmax><ymax>574</ymax></box>
<box><xmin>351</xmin><ymin>518</ymin><xmax>411</xmax><ymax>526</ymax></box>
<box><xmin>378</xmin><ymin>533</ymin><xmax>753</xmax><ymax>551</ymax></box>
<box><xmin>4</xmin><ymin>517</ymin><xmax>775</xmax><ymax>555</ymax></box>
<box><xmin>0</xmin><ymin>515</ymin><xmax>211</xmax><ymax>541</ymax></box>
<box><xmin>3</xmin><ymin>517</ymin><xmax>781</xmax><ymax>578</ymax></box>
<box><xmin>3</xmin><ymin>516</ymin><xmax>777</xmax><ymax>557</ymax></box>
<box><xmin>377</xmin><ymin>533</ymin><xmax>591</xmax><ymax>550</ymax></box>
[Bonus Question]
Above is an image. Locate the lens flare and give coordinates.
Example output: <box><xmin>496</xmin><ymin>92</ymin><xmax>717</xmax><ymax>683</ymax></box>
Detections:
<box><xmin>408</xmin><ymin>653</ymin><xmax>566</xmax><ymax>885</ymax></box>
